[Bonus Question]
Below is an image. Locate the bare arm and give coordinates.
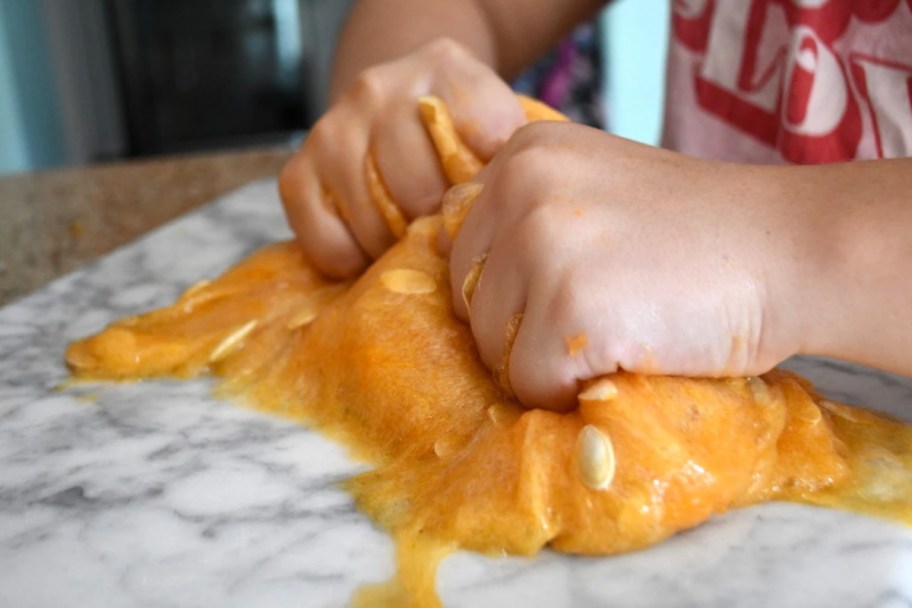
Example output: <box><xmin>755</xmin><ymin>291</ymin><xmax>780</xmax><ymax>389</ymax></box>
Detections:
<box><xmin>330</xmin><ymin>0</ymin><xmax>606</xmax><ymax>99</ymax></box>
<box><xmin>438</xmin><ymin>124</ymin><xmax>912</xmax><ymax>410</ymax></box>
<box><xmin>794</xmin><ymin>158</ymin><xmax>912</xmax><ymax>377</ymax></box>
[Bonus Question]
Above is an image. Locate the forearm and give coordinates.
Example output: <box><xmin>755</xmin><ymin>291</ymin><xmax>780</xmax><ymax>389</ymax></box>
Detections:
<box><xmin>792</xmin><ymin>159</ymin><xmax>912</xmax><ymax>376</ymax></box>
<box><xmin>330</xmin><ymin>0</ymin><xmax>500</xmax><ymax>100</ymax></box>
<box><xmin>330</xmin><ymin>0</ymin><xmax>606</xmax><ymax>101</ymax></box>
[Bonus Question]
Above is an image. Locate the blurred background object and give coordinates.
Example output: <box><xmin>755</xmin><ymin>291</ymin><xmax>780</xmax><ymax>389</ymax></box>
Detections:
<box><xmin>604</xmin><ymin>0</ymin><xmax>669</xmax><ymax>147</ymax></box>
<box><xmin>0</xmin><ymin>0</ymin><xmax>668</xmax><ymax>177</ymax></box>
<box><xmin>0</xmin><ymin>0</ymin><xmax>353</xmax><ymax>176</ymax></box>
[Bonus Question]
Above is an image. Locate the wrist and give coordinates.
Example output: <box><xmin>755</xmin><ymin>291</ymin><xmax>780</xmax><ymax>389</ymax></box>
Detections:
<box><xmin>764</xmin><ymin>162</ymin><xmax>876</xmax><ymax>363</ymax></box>
<box><xmin>747</xmin><ymin>164</ymin><xmax>835</xmax><ymax>366</ymax></box>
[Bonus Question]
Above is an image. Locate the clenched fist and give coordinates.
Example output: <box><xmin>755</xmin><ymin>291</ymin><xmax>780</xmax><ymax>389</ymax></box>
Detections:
<box><xmin>444</xmin><ymin>122</ymin><xmax>822</xmax><ymax>411</ymax></box>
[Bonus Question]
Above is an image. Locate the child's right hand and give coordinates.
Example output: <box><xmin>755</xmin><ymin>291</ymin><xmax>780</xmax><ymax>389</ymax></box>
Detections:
<box><xmin>441</xmin><ymin>122</ymin><xmax>817</xmax><ymax>411</ymax></box>
<box><xmin>279</xmin><ymin>38</ymin><xmax>526</xmax><ymax>278</ymax></box>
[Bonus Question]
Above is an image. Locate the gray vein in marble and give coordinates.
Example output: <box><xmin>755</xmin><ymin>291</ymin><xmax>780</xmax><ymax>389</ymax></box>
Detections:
<box><xmin>1</xmin><ymin>179</ymin><xmax>911</xmax><ymax>608</ymax></box>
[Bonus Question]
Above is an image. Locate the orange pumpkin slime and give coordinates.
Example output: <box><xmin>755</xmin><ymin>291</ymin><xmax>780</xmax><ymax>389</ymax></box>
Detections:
<box><xmin>67</xmin><ymin>98</ymin><xmax>912</xmax><ymax>608</ymax></box>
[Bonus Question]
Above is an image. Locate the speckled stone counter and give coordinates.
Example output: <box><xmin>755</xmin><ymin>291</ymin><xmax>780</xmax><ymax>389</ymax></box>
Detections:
<box><xmin>0</xmin><ymin>180</ymin><xmax>910</xmax><ymax>607</ymax></box>
<box><xmin>0</xmin><ymin>146</ymin><xmax>292</xmax><ymax>306</ymax></box>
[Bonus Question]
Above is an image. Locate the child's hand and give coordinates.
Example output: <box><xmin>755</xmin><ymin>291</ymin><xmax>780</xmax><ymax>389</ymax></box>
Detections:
<box><xmin>279</xmin><ymin>38</ymin><xmax>525</xmax><ymax>278</ymax></box>
<box><xmin>445</xmin><ymin>122</ymin><xmax>819</xmax><ymax>411</ymax></box>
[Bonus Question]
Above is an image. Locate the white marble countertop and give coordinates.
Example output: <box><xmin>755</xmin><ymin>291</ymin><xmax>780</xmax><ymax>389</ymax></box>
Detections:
<box><xmin>1</xmin><ymin>179</ymin><xmax>910</xmax><ymax>608</ymax></box>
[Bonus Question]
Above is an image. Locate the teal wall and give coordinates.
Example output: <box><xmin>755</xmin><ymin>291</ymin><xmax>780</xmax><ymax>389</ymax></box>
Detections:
<box><xmin>0</xmin><ymin>2</ymin><xmax>28</xmax><ymax>173</ymax></box>
<box><xmin>0</xmin><ymin>1</ymin><xmax>67</xmax><ymax>175</ymax></box>
<box><xmin>603</xmin><ymin>0</ymin><xmax>670</xmax><ymax>146</ymax></box>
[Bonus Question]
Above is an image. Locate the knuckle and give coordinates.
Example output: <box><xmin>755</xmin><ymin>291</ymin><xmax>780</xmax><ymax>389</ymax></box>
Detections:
<box><xmin>492</xmin><ymin>145</ymin><xmax>552</xmax><ymax>203</ymax></box>
<box><xmin>351</xmin><ymin>67</ymin><xmax>385</xmax><ymax>101</ymax></box>
<box><xmin>306</xmin><ymin>116</ymin><xmax>337</xmax><ymax>150</ymax></box>
<box><xmin>507</xmin><ymin>121</ymin><xmax>558</xmax><ymax>152</ymax></box>
<box><xmin>514</xmin><ymin>204</ymin><xmax>555</xmax><ymax>242</ymax></box>
<box><xmin>507</xmin><ymin>205</ymin><xmax>559</xmax><ymax>274</ymax></box>
<box><xmin>547</xmin><ymin>272</ymin><xmax>585</xmax><ymax>324</ymax></box>
<box><xmin>423</xmin><ymin>37</ymin><xmax>468</xmax><ymax>64</ymax></box>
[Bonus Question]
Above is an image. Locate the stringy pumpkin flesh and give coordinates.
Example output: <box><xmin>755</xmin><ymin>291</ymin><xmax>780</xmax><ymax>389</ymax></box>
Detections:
<box><xmin>66</xmin><ymin>98</ymin><xmax>912</xmax><ymax>608</ymax></box>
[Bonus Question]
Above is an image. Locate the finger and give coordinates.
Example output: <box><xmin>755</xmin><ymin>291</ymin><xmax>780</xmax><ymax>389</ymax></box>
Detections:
<box><xmin>437</xmin><ymin>182</ymin><xmax>485</xmax><ymax>256</ymax></box>
<box><xmin>448</xmin><ymin>180</ymin><xmax>498</xmax><ymax>321</ymax></box>
<box><xmin>466</xmin><ymin>240</ymin><xmax>527</xmax><ymax>378</ymax></box>
<box><xmin>279</xmin><ymin>159</ymin><xmax>369</xmax><ymax>278</ymax></box>
<box><xmin>372</xmin><ymin>108</ymin><xmax>448</xmax><ymax>219</ymax></box>
<box><xmin>444</xmin><ymin>142</ymin><xmax>538</xmax><ymax>291</ymax></box>
<box><xmin>317</xmin><ymin>127</ymin><xmax>397</xmax><ymax>260</ymax></box>
<box><xmin>438</xmin><ymin>67</ymin><xmax>526</xmax><ymax>161</ymax></box>
<box><xmin>365</xmin><ymin>153</ymin><xmax>409</xmax><ymax>239</ymax></box>
<box><xmin>508</xmin><ymin>277</ymin><xmax>605</xmax><ymax>412</ymax></box>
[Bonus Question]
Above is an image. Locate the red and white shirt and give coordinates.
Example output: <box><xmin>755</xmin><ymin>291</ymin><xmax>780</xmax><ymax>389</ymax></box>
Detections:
<box><xmin>663</xmin><ymin>0</ymin><xmax>912</xmax><ymax>163</ymax></box>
